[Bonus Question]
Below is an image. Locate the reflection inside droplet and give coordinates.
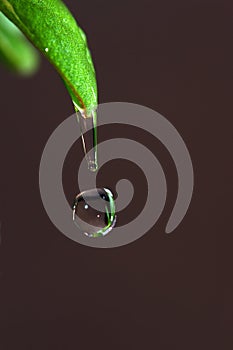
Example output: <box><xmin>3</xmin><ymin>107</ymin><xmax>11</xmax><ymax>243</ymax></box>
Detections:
<box><xmin>72</xmin><ymin>188</ymin><xmax>116</xmax><ymax>237</ymax></box>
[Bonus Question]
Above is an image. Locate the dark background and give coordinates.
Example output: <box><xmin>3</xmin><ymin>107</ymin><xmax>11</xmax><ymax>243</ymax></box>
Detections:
<box><xmin>0</xmin><ymin>0</ymin><xmax>232</xmax><ymax>348</ymax></box>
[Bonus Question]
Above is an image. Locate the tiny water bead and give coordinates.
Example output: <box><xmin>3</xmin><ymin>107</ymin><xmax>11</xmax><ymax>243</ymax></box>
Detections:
<box><xmin>76</xmin><ymin>109</ymin><xmax>98</xmax><ymax>172</ymax></box>
<box><xmin>72</xmin><ymin>188</ymin><xmax>116</xmax><ymax>237</ymax></box>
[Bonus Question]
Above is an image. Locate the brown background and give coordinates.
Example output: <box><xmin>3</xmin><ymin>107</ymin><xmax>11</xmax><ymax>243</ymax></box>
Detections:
<box><xmin>0</xmin><ymin>0</ymin><xmax>232</xmax><ymax>349</ymax></box>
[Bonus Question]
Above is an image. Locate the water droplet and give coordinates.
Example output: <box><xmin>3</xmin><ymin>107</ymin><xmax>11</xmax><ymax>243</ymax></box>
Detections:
<box><xmin>45</xmin><ymin>47</ymin><xmax>49</xmax><ymax>53</ymax></box>
<box><xmin>73</xmin><ymin>188</ymin><xmax>116</xmax><ymax>237</ymax></box>
<box><xmin>74</xmin><ymin>106</ymin><xmax>98</xmax><ymax>172</ymax></box>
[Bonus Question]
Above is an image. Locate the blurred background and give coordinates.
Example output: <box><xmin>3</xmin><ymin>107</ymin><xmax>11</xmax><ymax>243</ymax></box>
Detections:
<box><xmin>0</xmin><ymin>0</ymin><xmax>232</xmax><ymax>348</ymax></box>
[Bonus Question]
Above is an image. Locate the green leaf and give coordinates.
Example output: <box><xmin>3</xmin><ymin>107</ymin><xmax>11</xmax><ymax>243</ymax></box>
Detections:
<box><xmin>0</xmin><ymin>12</ymin><xmax>39</xmax><ymax>75</ymax></box>
<box><xmin>0</xmin><ymin>0</ymin><xmax>98</xmax><ymax>113</ymax></box>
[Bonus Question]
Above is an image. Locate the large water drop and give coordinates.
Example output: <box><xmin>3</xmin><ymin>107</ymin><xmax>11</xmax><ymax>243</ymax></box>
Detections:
<box><xmin>72</xmin><ymin>188</ymin><xmax>116</xmax><ymax>237</ymax></box>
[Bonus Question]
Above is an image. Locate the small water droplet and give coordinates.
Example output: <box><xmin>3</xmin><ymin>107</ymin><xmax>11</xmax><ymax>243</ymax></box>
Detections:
<box><xmin>45</xmin><ymin>47</ymin><xmax>49</xmax><ymax>52</ymax></box>
<box><xmin>88</xmin><ymin>160</ymin><xmax>98</xmax><ymax>172</ymax></box>
<box><xmin>73</xmin><ymin>188</ymin><xmax>116</xmax><ymax>237</ymax></box>
<box><xmin>74</xmin><ymin>107</ymin><xmax>98</xmax><ymax>172</ymax></box>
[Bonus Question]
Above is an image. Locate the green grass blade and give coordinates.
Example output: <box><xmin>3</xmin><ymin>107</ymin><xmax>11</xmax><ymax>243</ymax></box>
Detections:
<box><xmin>0</xmin><ymin>12</ymin><xmax>39</xmax><ymax>75</ymax></box>
<box><xmin>0</xmin><ymin>0</ymin><xmax>98</xmax><ymax>113</ymax></box>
